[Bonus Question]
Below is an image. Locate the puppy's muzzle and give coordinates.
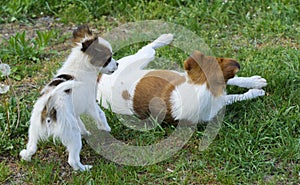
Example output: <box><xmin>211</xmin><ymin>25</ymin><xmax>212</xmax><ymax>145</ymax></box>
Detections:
<box><xmin>110</xmin><ymin>65</ymin><xmax>118</xmax><ymax>73</ymax></box>
<box><xmin>109</xmin><ymin>60</ymin><xmax>118</xmax><ymax>74</ymax></box>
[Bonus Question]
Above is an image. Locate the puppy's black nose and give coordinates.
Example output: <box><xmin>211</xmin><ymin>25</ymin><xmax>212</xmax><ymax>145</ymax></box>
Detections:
<box><xmin>116</xmin><ymin>62</ymin><xmax>119</xmax><ymax>66</ymax></box>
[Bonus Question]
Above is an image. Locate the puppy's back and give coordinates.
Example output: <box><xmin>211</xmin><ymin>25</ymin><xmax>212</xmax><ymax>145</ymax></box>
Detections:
<box><xmin>132</xmin><ymin>70</ymin><xmax>185</xmax><ymax>121</ymax></box>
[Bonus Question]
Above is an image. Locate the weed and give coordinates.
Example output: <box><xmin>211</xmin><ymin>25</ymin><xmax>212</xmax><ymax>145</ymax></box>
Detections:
<box><xmin>1</xmin><ymin>30</ymin><xmax>56</xmax><ymax>62</ymax></box>
<box><xmin>0</xmin><ymin>162</ymin><xmax>10</xmax><ymax>183</ymax></box>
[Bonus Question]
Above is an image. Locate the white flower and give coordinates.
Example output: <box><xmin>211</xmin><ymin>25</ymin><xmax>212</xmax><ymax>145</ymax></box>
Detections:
<box><xmin>0</xmin><ymin>63</ymin><xmax>11</xmax><ymax>76</ymax></box>
<box><xmin>0</xmin><ymin>84</ymin><xmax>9</xmax><ymax>94</ymax></box>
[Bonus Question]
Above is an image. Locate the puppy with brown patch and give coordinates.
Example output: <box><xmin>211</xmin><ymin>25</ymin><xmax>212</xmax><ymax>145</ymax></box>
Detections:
<box><xmin>20</xmin><ymin>25</ymin><xmax>118</xmax><ymax>171</ymax></box>
<box><xmin>97</xmin><ymin>34</ymin><xmax>266</xmax><ymax>124</ymax></box>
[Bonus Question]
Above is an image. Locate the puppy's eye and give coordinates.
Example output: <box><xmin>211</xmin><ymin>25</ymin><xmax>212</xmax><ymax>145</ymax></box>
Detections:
<box><xmin>103</xmin><ymin>56</ymin><xmax>112</xmax><ymax>67</ymax></box>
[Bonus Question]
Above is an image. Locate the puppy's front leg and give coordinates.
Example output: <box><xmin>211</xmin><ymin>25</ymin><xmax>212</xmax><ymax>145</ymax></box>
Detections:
<box><xmin>88</xmin><ymin>104</ymin><xmax>111</xmax><ymax>132</ymax></box>
<box><xmin>77</xmin><ymin>117</ymin><xmax>91</xmax><ymax>136</ymax></box>
<box><xmin>225</xmin><ymin>89</ymin><xmax>265</xmax><ymax>105</ymax></box>
<box><xmin>227</xmin><ymin>76</ymin><xmax>267</xmax><ymax>89</ymax></box>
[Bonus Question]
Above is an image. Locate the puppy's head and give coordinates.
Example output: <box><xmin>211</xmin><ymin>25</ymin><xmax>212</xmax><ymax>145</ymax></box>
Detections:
<box><xmin>184</xmin><ymin>51</ymin><xmax>240</xmax><ymax>83</ymax></box>
<box><xmin>183</xmin><ymin>51</ymin><xmax>240</xmax><ymax>96</ymax></box>
<box><xmin>73</xmin><ymin>25</ymin><xmax>118</xmax><ymax>74</ymax></box>
<box><xmin>216</xmin><ymin>57</ymin><xmax>240</xmax><ymax>82</ymax></box>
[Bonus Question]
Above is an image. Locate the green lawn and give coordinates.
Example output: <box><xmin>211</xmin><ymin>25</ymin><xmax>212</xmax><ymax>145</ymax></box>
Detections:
<box><xmin>0</xmin><ymin>0</ymin><xmax>299</xmax><ymax>184</ymax></box>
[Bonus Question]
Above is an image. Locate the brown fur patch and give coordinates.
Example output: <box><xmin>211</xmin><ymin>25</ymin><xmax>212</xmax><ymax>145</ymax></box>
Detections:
<box><xmin>103</xmin><ymin>56</ymin><xmax>112</xmax><ymax>67</ymax></box>
<box><xmin>81</xmin><ymin>37</ymin><xmax>97</xmax><ymax>52</ymax></box>
<box><xmin>122</xmin><ymin>90</ymin><xmax>131</xmax><ymax>100</ymax></box>
<box><xmin>97</xmin><ymin>74</ymin><xmax>102</xmax><ymax>83</ymax></box>
<box><xmin>73</xmin><ymin>25</ymin><xmax>94</xmax><ymax>43</ymax></box>
<box><xmin>41</xmin><ymin>105</ymin><xmax>57</xmax><ymax>124</ymax></box>
<box><xmin>48</xmin><ymin>79</ymin><xmax>65</xmax><ymax>87</ymax></box>
<box><xmin>216</xmin><ymin>58</ymin><xmax>240</xmax><ymax>81</ymax></box>
<box><xmin>133</xmin><ymin>70</ymin><xmax>185</xmax><ymax>122</ymax></box>
<box><xmin>184</xmin><ymin>51</ymin><xmax>240</xmax><ymax>96</ymax></box>
<box><xmin>41</xmin><ymin>106</ymin><xmax>47</xmax><ymax>123</ymax></box>
<box><xmin>56</xmin><ymin>74</ymin><xmax>74</xmax><ymax>81</ymax></box>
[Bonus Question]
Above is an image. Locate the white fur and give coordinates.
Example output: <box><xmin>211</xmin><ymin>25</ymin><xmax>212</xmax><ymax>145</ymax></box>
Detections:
<box><xmin>225</xmin><ymin>75</ymin><xmax>267</xmax><ymax>105</ymax></box>
<box><xmin>225</xmin><ymin>89</ymin><xmax>265</xmax><ymax>105</ymax></box>
<box><xmin>170</xmin><ymin>83</ymin><xmax>225</xmax><ymax>122</ymax></box>
<box><xmin>97</xmin><ymin>34</ymin><xmax>267</xmax><ymax>123</ymax></box>
<box><xmin>98</xmin><ymin>34</ymin><xmax>174</xmax><ymax>114</ymax></box>
<box><xmin>20</xmin><ymin>36</ymin><xmax>117</xmax><ymax>171</ymax></box>
<box><xmin>227</xmin><ymin>75</ymin><xmax>267</xmax><ymax>89</ymax></box>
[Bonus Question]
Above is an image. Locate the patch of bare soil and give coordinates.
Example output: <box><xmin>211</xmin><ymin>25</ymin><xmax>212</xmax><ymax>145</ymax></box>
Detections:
<box><xmin>0</xmin><ymin>17</ymin><xmax>71</xmax><ymax>42</ymax></box>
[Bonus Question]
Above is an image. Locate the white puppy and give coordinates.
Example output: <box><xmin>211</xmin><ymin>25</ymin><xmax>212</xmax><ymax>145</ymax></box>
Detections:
<box><xmin>97</xmin><ymin>34</ymin><xmax>267</xmax><ymax>124</ymax></box>
<box><xmin>20</xmin><ymin>25</ymin><xmax>118</xmax><ymax>171</ymax></box>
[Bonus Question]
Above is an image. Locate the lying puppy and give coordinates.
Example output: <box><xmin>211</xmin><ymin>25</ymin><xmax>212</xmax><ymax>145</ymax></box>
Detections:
<box><xmin>20</xmin><ymin>25</ymin><xmax>118</xmax><ymax>171</ymax></box>
<box><xmin>97</xmin><ymin>34</ymin><xmax>267</xmax><ymax>124</ymax></box>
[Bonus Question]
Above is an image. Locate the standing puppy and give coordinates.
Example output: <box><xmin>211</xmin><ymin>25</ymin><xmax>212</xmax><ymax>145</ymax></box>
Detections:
<box><xmin>20</xmin><ymin>25</ymin><xmax>118</xmax><ymax>171</ymax></box>
<box><xmin>97</xmin><ymin>34</ymin><xmax>266</xmax><ymax>124</ymax></box>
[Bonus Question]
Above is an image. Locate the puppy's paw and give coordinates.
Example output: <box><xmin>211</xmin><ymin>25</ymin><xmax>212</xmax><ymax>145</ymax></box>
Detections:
<box><xmin>150</xmin><ymin>33</ymin><xmax>174</xmax><ymax>49</ymax></box>
<box><xmin>70</xmin><ymin>161</ymin><xmax>93</xmax><ymax>171</ymax></box>
<box><xmin>105</xmin><ymin>126</ymin><xmax>111</xmax><ymax>132</ymax></box>
<box><xmin>97</xmin><ymin>123</ymin><xmax>111</xmax><ymax>132</ymax></box>
<box><xmin>248</xmin><ymin>76</ymin><xmax>267</xmax><ymax>89</ymax></box>
<box><xmin>156</xmin><ymin>33</ymin><xmax>174</xmax><ymax>44</ymax></box>
<box><xmin>20</xmin><ymin>149</ymin><xmax>32</xmax><ymax>161</ymax></box>
<box><xmin>81</xmin><ymin>130</ymin><xmax>91</xmax><ymax>136</ymax></box>
<box><xmin>80</xmin><ymin>165</ymin><xmax>93</xmax><ymax>172</ymax></box>
<box><xmin>247</xmin><ymin>89</ymin><xmax>265</xmax><ymax>98</ymax></box>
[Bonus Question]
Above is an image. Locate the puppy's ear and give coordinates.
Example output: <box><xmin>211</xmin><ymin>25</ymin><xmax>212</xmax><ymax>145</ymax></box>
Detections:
<box><xmin>73</xmin><ymin>25</ymin><xmax>94</xmax><ymax>43</ymax></box>
<box><xmin>184</xmin><ymin>57</ymin><xmax>194</xmax><ymax>71</ymax></box>
<box><xmin>217</xmin><ymin>58</ymin><xmax>240</xmax><ymax>81</ymax></box>
<box><xmin>81</xmin><ymin>37</ymin><xmax>97</xmax><ymax>52</ymax></box>
<box><xmin>184</xmin><ymin>50</ymin><xmax>205</xmax><ymax>71</ymax></box>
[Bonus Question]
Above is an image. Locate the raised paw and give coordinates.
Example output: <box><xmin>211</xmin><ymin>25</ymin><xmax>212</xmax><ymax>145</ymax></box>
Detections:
<box><xmin>248</xmin><ymin>76</ymin><xmax>267</xmax><ymax>89</ymax></box>
<box><xmin>247</xmin><ymin>89</ymin><xmax>265</xmax><ymax>98</ymax></box>
<box><xmin>97</xmin><ymin>123</ymin><xmax>111</xmax><ymax>132</ymax></box>
<box><xmin>81</xmin><ymin>130</ymin><xmax>91</xmax><ymax>136</ymax></box>
<box><xmin>150</xmin><ymin>33</ymin><xmax>174</xmax><ymax>49</ymax></box>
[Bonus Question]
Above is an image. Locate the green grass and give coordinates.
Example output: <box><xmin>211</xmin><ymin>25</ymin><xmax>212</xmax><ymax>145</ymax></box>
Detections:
<box><xmin>0</xmin><ymin>0</ymin><xmax>299</xmax><ymax>184</ymax></box>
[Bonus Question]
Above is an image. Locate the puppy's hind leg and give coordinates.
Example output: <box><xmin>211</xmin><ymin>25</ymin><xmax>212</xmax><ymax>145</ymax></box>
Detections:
<box><xmin>125</xmin><ymin>33</ymin><xmax>174</xmax><ymax>70</ymax></box>
<box><xmin>61</xmin><ymin>118</ymin><xmax>92</xmax><ymax>171</ymax></box>
<box><xmin>20</xmin><ymin>115</ymin><xmax>46</xmax><ymax>161</ymax></box>
<box><xmin>147</xmin><ymin>34</ymin><xmax>174</xmax><ymax>49</ymax></box>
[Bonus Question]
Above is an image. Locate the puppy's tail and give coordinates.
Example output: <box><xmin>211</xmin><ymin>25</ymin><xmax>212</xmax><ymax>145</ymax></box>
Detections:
<box><xmin>43</xmin><ymin>80</ymin><xmax>81</xmax><ymax>136</ymax></box>
<box><xmin>50</xmin><ymin>80</ymin><xmax>80</xmax><ymax>96</ymax></box>
<box><xmin>47</xmin><ymin>80</ymin><xmax>81</xmax><ymax>113</ymax></box>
